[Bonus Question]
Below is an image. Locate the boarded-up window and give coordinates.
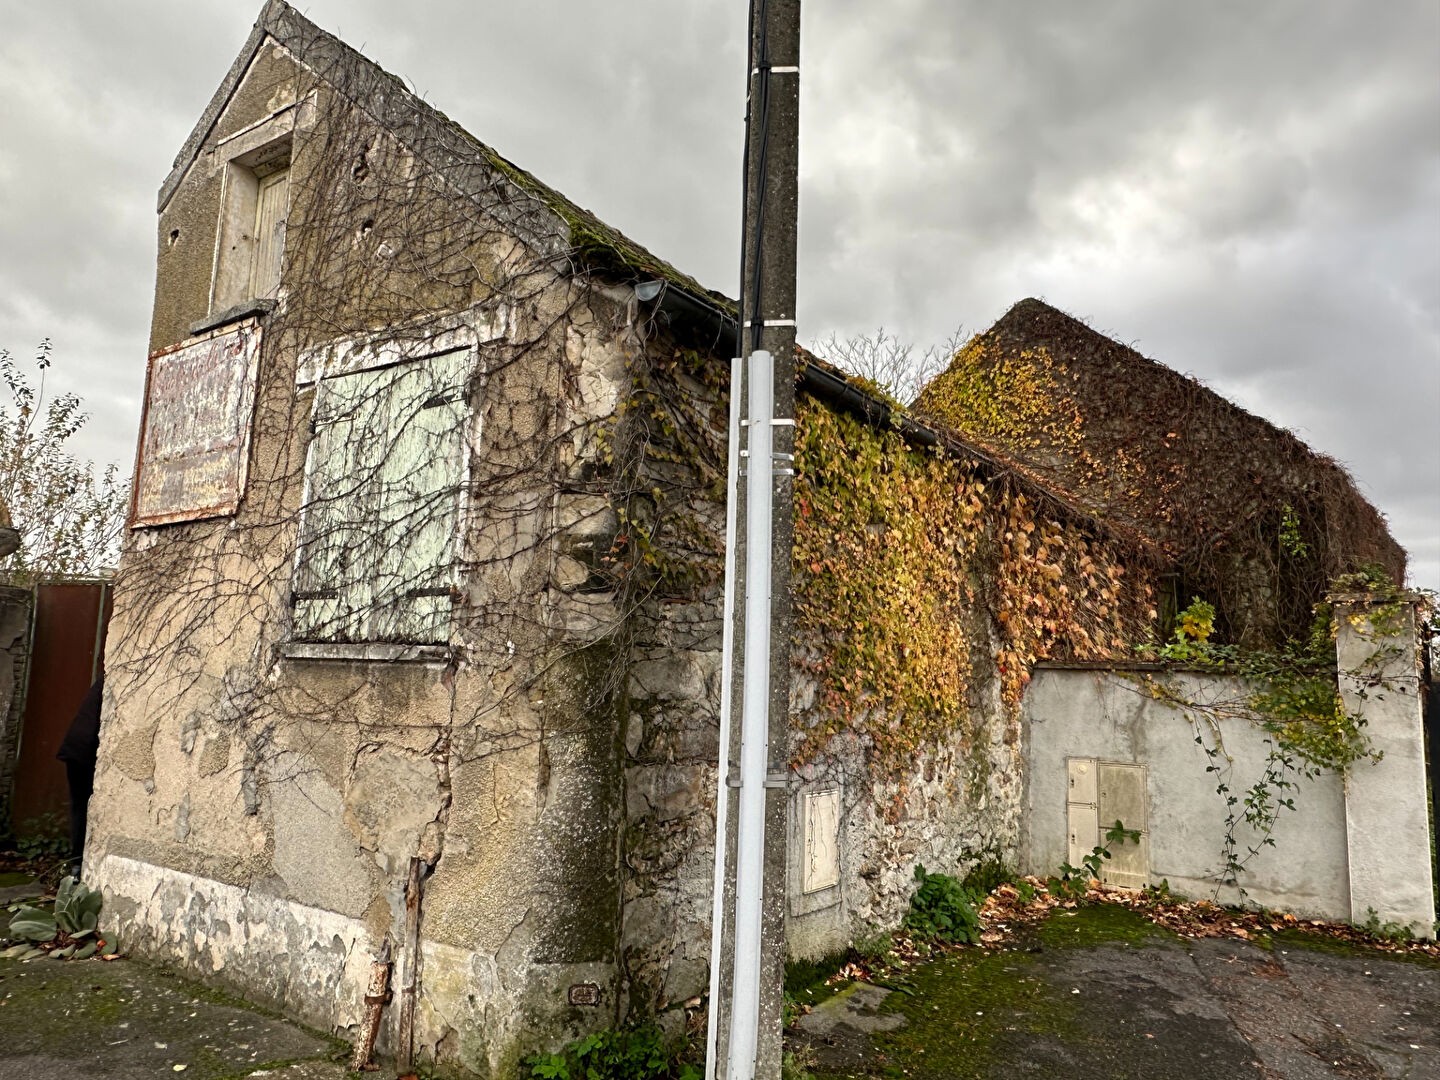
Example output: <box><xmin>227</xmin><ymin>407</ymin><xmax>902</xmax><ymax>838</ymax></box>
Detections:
<box><xmin>802</xmin><ymin>788</ymin><xmax>841</xmax><ymax>893</ymax></box>
<box><xmin>292</xmin><ymin>348</ymin><xmax>472</xmax><ymax>644</ymax></box>
<box><xmin>133</xmin><ymin>324</ymin><xmax>261</xmax><ymax>527</ymax></box>
<box><xmin>250</xmin><ymin>168</ymin><xmax>288</xmax><ymax>299</ymax></box>
<box><xmin>1067</xmin><ymin>757</ymin><xmax>1150</xmax><ymax>890</ymax></box>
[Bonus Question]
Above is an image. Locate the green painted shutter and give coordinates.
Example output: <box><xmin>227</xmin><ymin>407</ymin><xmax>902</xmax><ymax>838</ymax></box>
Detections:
<box><xmin>293</xmin><ymin>348</ymin><xmax>471</xmax><ymax>643</ymax></box>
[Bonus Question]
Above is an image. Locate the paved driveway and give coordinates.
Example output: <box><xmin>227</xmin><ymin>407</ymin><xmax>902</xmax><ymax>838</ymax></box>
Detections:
<box><xmin>793</xmin><ymin>907</ymin><xmax>1440</xmax><ymax>1079</ymax></box>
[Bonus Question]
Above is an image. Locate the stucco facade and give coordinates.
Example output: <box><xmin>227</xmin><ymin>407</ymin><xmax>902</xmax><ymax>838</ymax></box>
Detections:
<box><xmin>1022</xmin><ymin>597</ymin><xmax>1434</xmax><ymax>938</ymax></box>
<box><xmin>89</xmin><ymin>6</ymin><xmax>706</xmax><ymax>1073</ymax></box>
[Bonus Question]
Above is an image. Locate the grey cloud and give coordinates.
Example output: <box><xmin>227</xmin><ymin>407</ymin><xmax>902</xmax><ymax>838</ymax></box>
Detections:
<box><xmin>0</xmin><ymin>0</ymin><xmax>1433</xmax><ymax>589</ymax></box>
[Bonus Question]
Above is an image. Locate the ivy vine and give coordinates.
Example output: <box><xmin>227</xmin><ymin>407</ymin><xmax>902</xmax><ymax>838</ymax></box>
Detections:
<box><xmin>1133</xmin><ymin>578</ymin><xmax>1424</xmax><ymax>893</ymax></box>
<box><xmin>791</xmin><ymin>395</ymin><xmax>1154</xmax><ymax>772</ymax></box>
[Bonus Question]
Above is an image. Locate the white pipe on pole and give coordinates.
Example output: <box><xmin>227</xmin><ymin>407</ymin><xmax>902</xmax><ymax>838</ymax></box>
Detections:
<box><xmin>703</xmin><ymin>353</ymin><xmax>745</xmax><ymax>1080</ymax></box>
<box><xmin>725</xmin><ymin>347</ymin><xmax>774</xmax><ymax>1080</ymax></box>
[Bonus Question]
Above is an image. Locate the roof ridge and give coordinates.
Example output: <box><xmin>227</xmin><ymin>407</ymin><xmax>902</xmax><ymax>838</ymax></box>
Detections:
<box><xmin>159</xmin><ymin>1</ymin><xmax>724</xmax><ymax>304</ymax></box>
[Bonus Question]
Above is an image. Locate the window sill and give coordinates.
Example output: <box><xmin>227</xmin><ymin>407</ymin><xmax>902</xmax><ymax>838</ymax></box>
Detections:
<box><xmin>190</xmin><ymin>298</ymin><xmax>276</xmax><ymax>338</ymax></box>
<box><xmin>280</xmin><ymin>641</ymin><xmax>451</xmax><ymax>664</ymax></box>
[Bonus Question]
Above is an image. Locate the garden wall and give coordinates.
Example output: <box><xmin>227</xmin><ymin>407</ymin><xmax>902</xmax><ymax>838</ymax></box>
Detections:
<box><xmin>1022</xmin><ymin>597</ymin><xmax>1435</xmax><ymax>937</ymax></box>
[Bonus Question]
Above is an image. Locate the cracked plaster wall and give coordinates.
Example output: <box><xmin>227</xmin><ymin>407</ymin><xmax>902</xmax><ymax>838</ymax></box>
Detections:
<box><xmin>89</xmin><ymin>37</ymin><xmax>650</xmax><ymax>1077</ymax></box>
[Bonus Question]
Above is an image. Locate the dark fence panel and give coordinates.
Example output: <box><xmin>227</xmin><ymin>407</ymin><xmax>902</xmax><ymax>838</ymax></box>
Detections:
<box><xmin>9</xmin><ymin>581</ymin><xmax>111</xmax><ymax>840</ymax></box>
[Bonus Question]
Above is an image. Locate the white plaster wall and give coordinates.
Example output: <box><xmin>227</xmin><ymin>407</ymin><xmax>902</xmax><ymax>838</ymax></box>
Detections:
<box><xmin>1022</xmin><ymin>667</ymin><xmax>1354</xmax><ymax>920</ymax></box>
<box><xmin>1335</xmin><ymin>598</ymin><xmax>1437</xmax><ymax>938</ymax></box>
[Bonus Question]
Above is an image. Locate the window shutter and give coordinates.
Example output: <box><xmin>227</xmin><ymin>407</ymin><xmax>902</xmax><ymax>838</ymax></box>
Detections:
<box><xmin>293</xmin><ymin>364</ymin><xmax>385</xmax><ymax>642</ymax></box>
<box><xmin>293</xmin><ymin>348</ymin><xmax>471</xmax><ymax>644</ymax></box>
<box><xmin>367</xmin><ymin>349</ymin><xmax>470</xmax><ymax>642</ymax></box>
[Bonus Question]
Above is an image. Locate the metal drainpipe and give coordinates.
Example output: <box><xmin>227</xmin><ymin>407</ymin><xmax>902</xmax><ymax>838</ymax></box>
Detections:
<box><xmin>704</xmin><ymin>352</ymin><xmax>744</xmax><ymax>1078</ymax></box>
<box><xmin>725</xmin><ymin>347</ymin><xmax>775</xmax><ymax>1078</ymax></box>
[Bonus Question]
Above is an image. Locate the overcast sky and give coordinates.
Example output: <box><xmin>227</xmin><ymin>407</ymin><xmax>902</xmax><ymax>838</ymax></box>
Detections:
<box><xmin>1</xmin><ymin>0</ymin><xmax>1436</xmax><ymax>589</ymax></box>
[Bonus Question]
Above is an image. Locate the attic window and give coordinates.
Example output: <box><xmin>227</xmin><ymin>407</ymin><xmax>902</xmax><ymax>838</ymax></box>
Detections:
<box><xmin>250</xmin><ymin>166</ymin><xmax>289</xmax><ymax>298</ymax></box>
<box><xmin>211</xmin><ymin>138</ymin><xmax>292</xmax><ymax>313</ymax></box>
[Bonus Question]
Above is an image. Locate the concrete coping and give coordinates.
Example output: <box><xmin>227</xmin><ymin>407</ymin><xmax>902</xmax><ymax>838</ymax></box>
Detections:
<box><xmin>1033</xmin><ymin>659</ymin><xmax>1334</xmax><ymax>675</ymax></box>
<box><xmin>1327</xmin><ymin>591</ymin><xmax>1429</xmax><ymax>606</ymax></box>
<box><xmin>189</xmin><ymin>299</ymin><xmax>277</xmax><ymax>338</ymax></box>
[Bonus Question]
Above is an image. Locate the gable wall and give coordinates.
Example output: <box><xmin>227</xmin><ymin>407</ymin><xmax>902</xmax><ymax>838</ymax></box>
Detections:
<box><xmin>91</xmin><ymin>38</ymin><xmax>674</xmax><ymax>1077</ymax></box>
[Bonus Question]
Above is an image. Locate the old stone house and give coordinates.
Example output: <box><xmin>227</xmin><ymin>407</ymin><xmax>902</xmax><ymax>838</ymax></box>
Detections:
<box><xmin>85</xmin><ymin>3</ymin><xmax>1422</xmax><ymax>1077</ymax></box>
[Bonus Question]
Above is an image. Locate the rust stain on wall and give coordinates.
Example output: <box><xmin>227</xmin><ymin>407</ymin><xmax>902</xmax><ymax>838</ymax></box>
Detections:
<box><xmin>133</xmin><ymin>322</ymin><xmax>262</xmax><ymax>527</ymax></box>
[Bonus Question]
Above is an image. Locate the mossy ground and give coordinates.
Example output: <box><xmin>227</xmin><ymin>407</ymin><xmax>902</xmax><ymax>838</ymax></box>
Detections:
<box><xmin>805</xmin><ymin>905</ymin><xmax>1181</xmax><ymax>1079</ymax></box>
<box><xmin>0</xmin><ymin>952</ymin><xmax>350</xmax><ymax>1078</ymax></box>
<box><xmin>1271</xmin><ymin>927</ymin><xmax>1440</xmax><ymax>968</ymax></box>
<box><xmin>799</xmin><ymin>898</ymin><xmax>1440</xmax><ymax>1079</ymax></box>
<box><xmin>785</xmin><ymin>950</ymin><xmax>854</xmax><ymax>1017</ymax></box>
<box><xmin>1034</xmin><ymin>901</ymin><xmax>1176</xmax><ymax>950</ymax></box>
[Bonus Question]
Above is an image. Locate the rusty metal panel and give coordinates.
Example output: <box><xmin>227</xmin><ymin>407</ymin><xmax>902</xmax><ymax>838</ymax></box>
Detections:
<box><xmin>132</xmin><ymin>322</ymin><xmax>261</xmax><ymax>527</ymax></box>
<box><xmin>10</xmin><ymin>581</ymin><xmax>111</xmax><ymax>838</ymax></box>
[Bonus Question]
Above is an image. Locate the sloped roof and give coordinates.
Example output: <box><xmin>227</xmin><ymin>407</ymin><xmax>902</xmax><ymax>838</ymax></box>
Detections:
<box><xmin>979</xmin><ymin>298</ymin><xmax>1358</xmax><ymax>473</ymax></box>
<box><xmin>167</xmin><ymin>4</ymin><xmax>1151</xmax><ymax>556</ymax></box>
<box><xmin>916</xmin><ymin>297</ymin><xmax>1405</xmax><ymax>580</ymax></box>
<box><xmin>161</xmin><ymin>1</ymin><xmax>726</xmax><ymax>307</ymax></box>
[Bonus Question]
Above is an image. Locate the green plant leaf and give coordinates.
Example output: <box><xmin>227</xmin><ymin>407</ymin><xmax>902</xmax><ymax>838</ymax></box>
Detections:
<box><xmin>9</xmin><ymin>907</ymin><xmax>57</xmax><ymax>943</ymax></box>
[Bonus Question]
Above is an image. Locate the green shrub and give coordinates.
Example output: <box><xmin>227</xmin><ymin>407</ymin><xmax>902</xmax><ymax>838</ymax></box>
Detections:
<box><xmin>525</xmin><ymin>1024</ymin><xmax>698</xmax><ymax>1080</ymax></box>
<box><xmin>14</xmin><ymin>812</ymin><xmax>69</xmax><ymax>860</ymax></box>
<box><xmin>54</xmin><ymin>876</ymin><xmax>102</xmax><ymax>938</ymax></box>
<box><xmin>6</xmin><ymin>876</ymin><xmax>102</xmax><ymax>949</ymax></box>
<box><xmin>8</xmin><ymin>905</ymin><xmax>57</xmax><ymax>943</ymax></box>
<box><xmin>903</xmin><ymin>864</ymin><xmax>983</xmax><ymax>944</ymax></box>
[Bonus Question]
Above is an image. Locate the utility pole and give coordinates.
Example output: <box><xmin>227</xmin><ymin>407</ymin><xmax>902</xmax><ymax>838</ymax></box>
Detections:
<box><xmin>705</xmin><ymin>0</ymin><xmax>800</xmax><ymax>1078</ymax></box>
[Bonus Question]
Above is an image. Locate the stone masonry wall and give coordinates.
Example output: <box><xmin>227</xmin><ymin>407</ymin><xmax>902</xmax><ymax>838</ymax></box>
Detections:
<box><xmin>89</xmin><ymin>26</ymin><xmax>670</xmax><ymax>1076</ymax></box>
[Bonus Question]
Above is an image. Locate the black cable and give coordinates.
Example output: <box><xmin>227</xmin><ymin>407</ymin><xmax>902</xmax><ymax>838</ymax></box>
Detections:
<box><xmin>749</xmin><ymin>0</ymin><xmax>772</xmax><ymax>356</ymax></box>
<box><xmin>737</xmin><ymin>0</ymin><xmax>757</xmax><ymax>345</ymax></box>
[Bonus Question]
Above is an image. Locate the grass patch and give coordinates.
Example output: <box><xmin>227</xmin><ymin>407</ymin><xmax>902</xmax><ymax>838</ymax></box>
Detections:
<box><xmin>1035</xmin><ymin>902</ymin><xmax>1179</xmax><ymax>951</ymax></box>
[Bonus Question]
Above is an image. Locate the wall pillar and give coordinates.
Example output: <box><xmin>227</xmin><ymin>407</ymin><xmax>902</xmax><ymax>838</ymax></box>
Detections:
<box><xmin>1335</xmin><ymin>592</ymin><xmax>1435</xmax><ymax>938</ymax></box>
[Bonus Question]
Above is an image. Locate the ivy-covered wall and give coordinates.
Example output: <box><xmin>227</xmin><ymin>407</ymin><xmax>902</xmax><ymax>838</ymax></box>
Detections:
<box><xmin>914</xmin><ymin>298</ymin><xmax>1406</xmax><ymax>648</ymax></box>
<box><xmin>783</xmin><ymin>389</ymin><xmax>1159</xmax><ymax>951</ymax></box>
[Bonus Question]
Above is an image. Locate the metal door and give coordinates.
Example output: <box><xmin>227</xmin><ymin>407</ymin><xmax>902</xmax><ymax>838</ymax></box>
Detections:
<box><xmin>10</xmin><ymin>580</ymin><xmax>111</xmax><ymax>840</ymax></box>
